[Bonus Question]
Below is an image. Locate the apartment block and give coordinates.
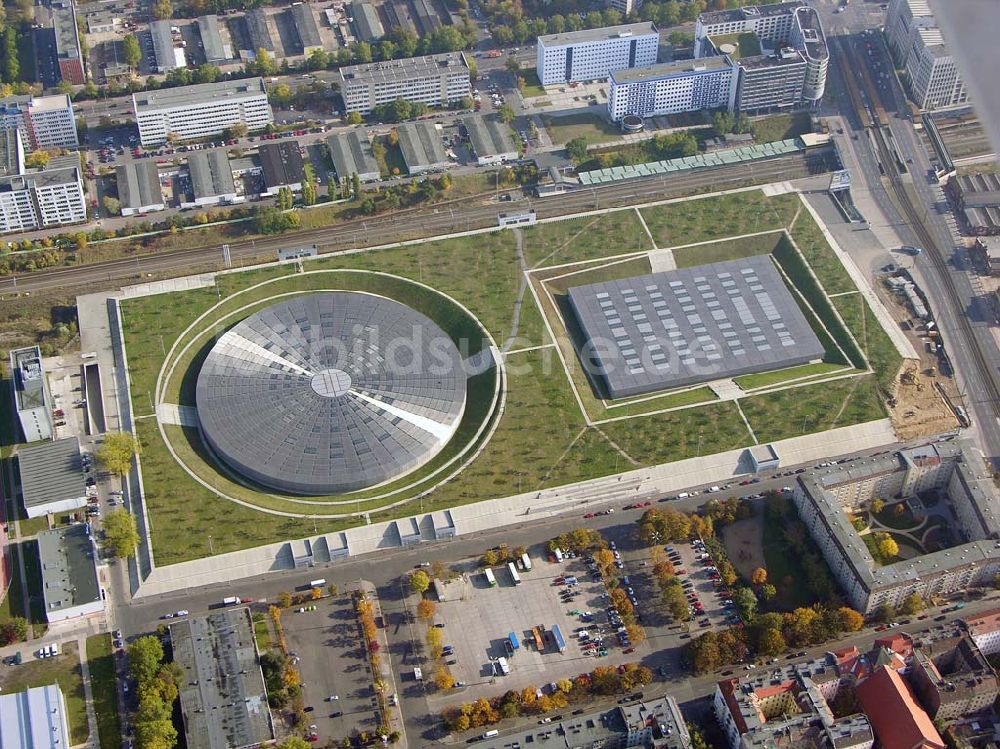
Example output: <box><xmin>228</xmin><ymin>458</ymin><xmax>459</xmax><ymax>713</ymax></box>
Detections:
<box><xmin>790</xmin><ymin>442</ymin><xmax>1000</xmax><ymax>615</ymax></box>
<box><xmin>963</xmin><ymin>607</ymin><xmax>1000</xmax><ymax>656</ymax></box>
<box><xmin>133</xmin><ymin>79</ymin><xmax>273</xmax><ymax>147</ymax></box>
<box><xmin>340</xmin><ymin>53</ymin><xmax>470</xmax><ymax>115</ymax></box>
<box><xmin>536</xmin><ymin>23</ymin><xmax>659</xmax><ymax>86</ymax></box>
<box><xmin>52</xmin><ymin>0</ymin><xmax>85</xmax><ymax>85</ymax></box>
<box><xmin>714</xmin><ymin>656</ymin><xmax>873</xmax><ymax>749</ymax></box>
<box><xmin>0</xmin><ymin>95</ymin><xmax>78</xmax><ymax>151</ymax></box>
<box><xmin>909</xmin><ymin>631</ymin><xmax>998</xmax><ymax>720</ymax></box>
<box><xmin>608</xmin><ymin>56</ymin><xmax>737</xmax><ymax>121</ymax></box>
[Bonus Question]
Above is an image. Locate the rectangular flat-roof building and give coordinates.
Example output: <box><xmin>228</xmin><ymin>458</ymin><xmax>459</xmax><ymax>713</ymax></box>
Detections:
<box><xmin>171</xmin><ymin>608</ymin><xmax>274</xmax><ymax>749</ymax></box>
<box><xmin>567</xmin><ymin>255</ymin><xmax>825</xmax><ymax>398</ymax></box>
<box><xmin>734</xmin><ymin>49</ymin><xmax>807</xmax><ymax>112</ymax></box>
<box><xmin>0</xmin><ymin>685</ymin><xmax>71</xmax><ymax>749</ymax></box>
<box><xmin>150</xmin><ymin>19</ymin><xmax>182</xmax><ymax>72</ymax></box>
<box><xmin>536</xmin><ymin>22</ymin><xmax>659</xmax><ymax>86</ymax></box>
<box><xmin>17</xmin><ymin>437</ymin><xmax>87</xmax><ymax>518</ymax></box>
<box><xmin>184</xmin><ymin>150</ymin><xmax>240</xmax><ymax>207</ymax></box>
<box><xmin>0</xmin><ymin>141</ymin><xmax>87</xmax><ymax>235</ymax></box>
<box><xmin>258</xmin><ymin>141</ymin><xmax>305</xmax><ymax>194</ymax></box>
<box><xmin>37</xmin><ymin>523</ymin><xmax>103</xmax><ymax>622</ymax></box>
<box><xmin>396</xmin><ymin>122</ymin><xmax>449</xmax><ymax>174</ymax></box>
<box><xmin>339</xmin><ymin>52</ymin><xmax>470</xmax><ymax>115</ymax></box>
<box><xmin>52</xmin><ymin>0</ymin><xmax>85</xmax><ymax>85</ymax></box>
<box><xmin>351</xmin><ymin>0</ymin><xmax>384</xmax><ymax>42</ymax></box>
<box><xmin>245</xmin><ymin>8</ymin><xmax>274</xmax><ymax>52</ymax></box>
<box><xmin>607</xmin><ymin>56</ymin><xmax>738</xmax><ymax>122</ymax></box>
<box><xmin>197</xmin><ymin>15</ymin><xmax>231</xmax><ymax>63</ymax></box>
<box><xmin>289</xmin><ymin>3</ymin><xmax>322</xmax><ymax>55</ymax></box>
<box><xmin>116</xmin><ymin>161</ymin><xmax>164</xmax><ymax>216</ymax></box>
<box><xmin>9</xmin><ymin>346</ymin><xmax>52</xmax><ymax>443</ymax></box>
<box><xmin>326</xmin><ymin>130</ymin><xmax>380</xmax><ymax>182</ymax></box>
<box><xmin>133</xmin><ymin>78</ymin><xmax>273</xmax><ymax>147</ymax></box>
<box><xmin>463</xmin><ymin>114</ymin><xmax>518</xmax><ymax>166</ymax></box>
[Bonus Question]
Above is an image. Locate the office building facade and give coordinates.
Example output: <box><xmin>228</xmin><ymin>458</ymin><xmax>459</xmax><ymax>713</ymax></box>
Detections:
<box><xmin>0</xmin><ymin>95</ymin><xmax>78</xmax><ymax>151</ymax></box>
<box><xmin>734</xmin><ymin>50</ymin><xmax>807</xmax><ymax>112</ymax></box>
<box><xmin>133</xmin><ymin>79</ymin><xmax>273</xmax><ymax>146</ymax></box>
<box><xmin>608</xmin><ymin>57</ymin><xmax>737</xmax><ymax>121</ymax></box>
<box><xmin>0</xmin><ymin>132</ymin><xmax>86</xmax><ymax>234</ymax></box>
<box><xmin>340</xmin><ymin>53</ymin><xmax>471</xmax><ymax>115</ymax></box>
<box><xmin>884</xmin><ymin>0</ymin><xmax>966</xmax><ymax>110</ymax></box>
<box><xmin>536</xmin><ymin>22</ymin><xmax>659</xmax><ymax>86</ymax></box>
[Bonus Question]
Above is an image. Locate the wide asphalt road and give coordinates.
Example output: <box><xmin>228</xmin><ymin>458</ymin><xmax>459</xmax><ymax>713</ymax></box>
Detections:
<box><xmin>0</xmin><ymin>149</ymin><xmax>833</xmax><ymax>296</ymax></box>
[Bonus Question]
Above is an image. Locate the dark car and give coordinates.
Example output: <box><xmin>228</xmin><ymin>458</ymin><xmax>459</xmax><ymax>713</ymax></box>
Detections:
<box><xmin>330</xmin><ymin>711</ymin><xmax>342</xmax><ymax>718</ymax></box>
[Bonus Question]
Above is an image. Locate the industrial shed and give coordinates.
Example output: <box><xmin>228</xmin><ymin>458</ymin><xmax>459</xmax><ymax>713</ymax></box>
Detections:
<box><xmin>116</xmin><ymin>161</ymin><xmax>164</xmax><ymax>216</ymax></box>
<box><xmin>326</xmin><ymin>130</ymin><xmax>380</xmax><ymax>182</ymax></box>
<box><xmin>463</xmin><ymin>114</ymin><xmax>518</xmax><ymax>166</ymax></box>
<box><xmin>397</xmin><ymin>122</ymin><xmax>449</xmax><ymax>175</ymax></box>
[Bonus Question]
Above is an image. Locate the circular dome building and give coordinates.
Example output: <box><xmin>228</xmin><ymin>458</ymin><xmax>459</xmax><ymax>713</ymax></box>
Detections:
<box><xmin>195</xmin><ymin>292</ymin><xmax>468</xmax><ymax>495</ymax></box>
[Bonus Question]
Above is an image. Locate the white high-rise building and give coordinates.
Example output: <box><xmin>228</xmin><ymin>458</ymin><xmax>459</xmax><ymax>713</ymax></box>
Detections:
<box><xmin>132</xmin><ymin>78</ymin><xmax>273</xmax><ymax>147</ymax></box>
<box><xmin>339</xmin><ymin>53</ymin><xmax>471</xmax><ymax>115</ymax></box>
<box><xmin>535</xmin><ymin>23</ymin><xmax>659</xmax><ymax>86</ymax></box>
<box><xmin>607</xmin><ymin>57</ymin><xmax>737</xmax><ymax>121</ymax></box>
<box><xmin>694</xmin><ymin>1</ymin><xmax>803</xmax><ymax>57</ymax></box>
<box><xmin>0</xmin><ymin>129</ymin><xmax>85</xmax><ymax>234</ymax></box>
<box><xmin>0</xmin><ymin>94</ymin><xmax>78</xmax><ymax>150</ymax></box>
<box><xmin>884</xmin><ymin>0</ymin><xmax>966</xmax><ymax>110</ymax></box>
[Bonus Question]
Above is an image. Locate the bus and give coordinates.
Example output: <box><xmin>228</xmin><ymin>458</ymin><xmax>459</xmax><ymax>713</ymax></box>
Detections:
<box><xmin>507</xmin><ymin>561</ymin><xmax>521</xmax><ymax>585</ymax></box>
<box><xmin>520</xmin><ymin>552</ymin><xmax>532</xmax><ymax>571</ymax></box>
<box><xmin>484</xmin><ymin>568</ymin><xmax>497</xmax><ymax>587</ymax></box>
<box><xmin>531</xmin><ymin>626</ymin><xmax>545</xmax><ymax>651</ymax></box>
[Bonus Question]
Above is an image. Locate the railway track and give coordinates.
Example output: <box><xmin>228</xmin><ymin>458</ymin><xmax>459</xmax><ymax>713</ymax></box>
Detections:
<box><xmin>0</xmin><ymin>149</ymin><xmax>832</xmax><ymax>295</ymax></box>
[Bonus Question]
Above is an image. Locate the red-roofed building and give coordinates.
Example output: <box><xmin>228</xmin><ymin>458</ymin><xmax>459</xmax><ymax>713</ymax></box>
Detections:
<box><xmin>856</xmin><ymin>666</ymin><xmax>945</xmax><ymax>749</ymax></box>
<box><xmin>963</xmin><ymin>607</ymin><xmax>1000</xmax><ymax>655</ymax></box>
<box><xmin>874</xmin><ymin>633</ymin><xmax>914</xmax><ymax>659</ymax></box>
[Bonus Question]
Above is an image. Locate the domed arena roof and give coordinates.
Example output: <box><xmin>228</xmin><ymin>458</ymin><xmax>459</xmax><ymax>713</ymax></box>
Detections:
<box><xmin>195</xmin><ymin>292</ymin><xmax>468</xmax><ymax>495</ymax></box>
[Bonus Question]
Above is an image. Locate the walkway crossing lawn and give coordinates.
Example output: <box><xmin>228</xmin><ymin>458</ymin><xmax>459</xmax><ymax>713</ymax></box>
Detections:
<box><xmin>750</xmin><ymin>112</ymin><xmax>813</xmax><ymax>145</ymax></box>
<box><xmin>740</xmin><ymin>375</ymin><xmax>886</xmax><ymax>444</ymax></box>
<box><xmin>540</xmin><ymin>112</ymin><xmax>625</xmax><ymax>147</ymax></box>
<box><xmin>522</xmin><ymin>211</ymin><xmax>652</xmax><ymax>268</ymax></box>
<box><xmin>832</xmin><ymin>293</ymin><xmax>903</xmax><ymax>388</ymax></box>
<box><xmin>0</xmin><ymin>640</ymin><xmax>88</xmax><ymax>744</ymax></box>
<box><xmin>86</xmin><ymin>634</ymin><xmax>122</xmax><ymax>749</ymax></box>
<box><xmin>639</xmin><ymin>192</ymin><xmax>800</xmax><ymax>248</ymax></box>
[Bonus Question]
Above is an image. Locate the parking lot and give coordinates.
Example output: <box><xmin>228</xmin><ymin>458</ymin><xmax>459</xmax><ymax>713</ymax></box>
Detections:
<box><xmin>280</xmin><ymin>596</ymin><xmax>381</xmax><ymax>743</ymax></box>
<box><xmin>668</xmin><ymin>540</ymin><xmax>738</xmax><ymax>631</ymax></box>
<box><xmin>426</xmin><ymin>549</ymin><xmax>654</xmax><ymax>705</ymax></box>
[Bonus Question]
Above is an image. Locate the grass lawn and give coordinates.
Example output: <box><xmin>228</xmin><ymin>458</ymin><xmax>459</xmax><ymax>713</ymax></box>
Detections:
<box><xmin>0</xmin><ymin>640</ymin><xmax>88</xmax><ymax>744</ymax></box>
<box><xmin>640</xmin><ymin>192</ymin><xmax>800</xmax><ymax>248</ymax></box>
<box><xmin>761</xmin><ymin>518</ymin><xmax>814</xmax><ymax>610</ymax></box>
<box><xmin>522</xmin><ymin>211</ymin><xmax>652</xmax><ymax>268</ymax></box>
<box><xmin>735</xmin><ymin>362</ymin><xmax>850</xmax><ymax>391</ymax></box>
<box><xmin>252</xmin><ymin>611</ymin><xmax>272</xmax><ymax>651</ymax></box>
<box><xmin>873</xmin><ymin>503</ymin><xmax>919</xmax><ymax>530</ymax></box>
<box><xmin>86</xmin><ymin>634</ymin><xmax>122</xmax><ymax>749</ymax></box>
<box><xmin>20</xmin><ymin>539</ymin><xmax>48</xmax><ymax>629</ymax></box>
<box><xmin>832</xmin><ymin>293</ymin><xmax>903</xmax><ymax>388</ymax></box>
<box><xmin>540</xmin><ymin>112</ymin><xmax>624</xmax><ymax>147</ymax></box>
<box><xmin>518</xmin><ymin>70</ymin><xmax>547</xmax><ymax>98</ymax></box>
<box><xmin>751</xmin><ymin>112</ymin><xmax>814</xmax><ymax>145</ymax></box>
<box><xmin>788</xmin><ymin>210</ymin><xmax>857</xmax><ymax>295</ymax></box>
<box><xmin>671</xmin><ymin>232</ymin><xmax>783</xmax><ymax>268</ymax></box>
<box><xmin>709</xmin><ymin>32</ymin><xmax>761</xmax><ymax>60</ymax></box>
<box><xmin>741</xmin><ymin>375</ymin><xmax>886</xmax><ymax>443</ymax></box>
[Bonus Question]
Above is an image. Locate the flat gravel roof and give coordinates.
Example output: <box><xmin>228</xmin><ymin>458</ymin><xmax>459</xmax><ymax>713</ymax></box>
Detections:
<box><xmin>195</xmin><ymin>292</ymin><xmax>468</xmax><ymax>494</ymax></box>
<box><xmin>567</xmin><ymin>255</ymin><xmax>825</xmax><ymax>397</ymax></box>
<box><xmin>17</xmin><ymin>437</ymin><xmax>87</xmax><ymax>512</ymax></box>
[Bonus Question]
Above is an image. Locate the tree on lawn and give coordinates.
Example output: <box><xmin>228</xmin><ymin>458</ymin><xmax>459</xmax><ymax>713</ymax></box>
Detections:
<box><xmin>103</xmin><ymin>509</ymin><xmax>139</xmax><ymax>558</ymax></box>
<box><xmin>0</xmin><ymin>616</ymin><xmax>27</xmax><ymax>645</ymax></box>
<box><xmin>837</xmin><ymin>607</ymin><xmax>865</xmax><ymax>632</ymax></box>
<box><xmin>435</xmin><ymin>666</ymin><xmax>455</xmax><ymax>690</ymax></box>
<box><xmin>757</xmin><ymin>627</ymin><xmax>786</xmax><ymax>657</ymax></box>
<box><xmin>127</xmin><ymin>636</ymin><xmax>164</xmax><ymax>684</ymax></box>
<box><xmin>877</xmin><ymin>535</ymin><xmax>899</xmax><ymax>561</ymax></box>
<box><xmin>760</xmin><ymin>584</ymin><xmax>777</xmax><ymax>601</ymax></box>
<box><xmin>96</xmin><ymin>432</ymin><xmax>140</xmax><ymax>475</ymax></box>
<box><xmin>871</xmin><ymin>498</ymin><xmax>885</xmax><ymax>515</ymax></box>
<box><xmin>123</xmin><ymin>34</ymin><xmax>141</xmax><ymax>69</ymax></box>
<box><xmin>751</xmin><ymin>567</ymin><xmax>768</xmax><ymax>586</ymax></box>
<box><xmin>410</xmin><ymin>570</ymin><xmax>430</xmax><ymax>593</ymax></box>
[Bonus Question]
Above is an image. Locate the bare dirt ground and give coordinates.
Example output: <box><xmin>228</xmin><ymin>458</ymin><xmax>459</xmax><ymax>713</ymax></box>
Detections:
<box><xmin>720</xmin><ymin>515</ymin><xmax>765</xmax><ymax>581</ymax></box>
<box><xmin>888</xmin><ymin>362</ymin><xmax>959</xmax><ymax>440</ymax></box>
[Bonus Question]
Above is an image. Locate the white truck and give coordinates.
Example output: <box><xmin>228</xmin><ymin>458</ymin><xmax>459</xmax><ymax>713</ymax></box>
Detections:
<box><xmin>496</xmin><ymin>656</ymin><xmax>510</xmax><ymax>676</ymax></box>
<box><xmin>223</xmin><ymin>596</ymin><xmax>240</xmax><ymax>606</ymax></box>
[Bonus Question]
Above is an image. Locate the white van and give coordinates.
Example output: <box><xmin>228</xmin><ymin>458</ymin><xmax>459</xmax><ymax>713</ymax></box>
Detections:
<box><xmin>482</xmin><ymin>730</ymin><xmax>499</xmax><ymax>739</ymax></box>
<box><xmin>677</xmin><ymin>492</ymin><xmax>690</xmax><ymax>499</ymax></box>
<box><xmin>50</xmin><ymin>643</ymin><xmax>59</xmax><ymax>657</ymax></box>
